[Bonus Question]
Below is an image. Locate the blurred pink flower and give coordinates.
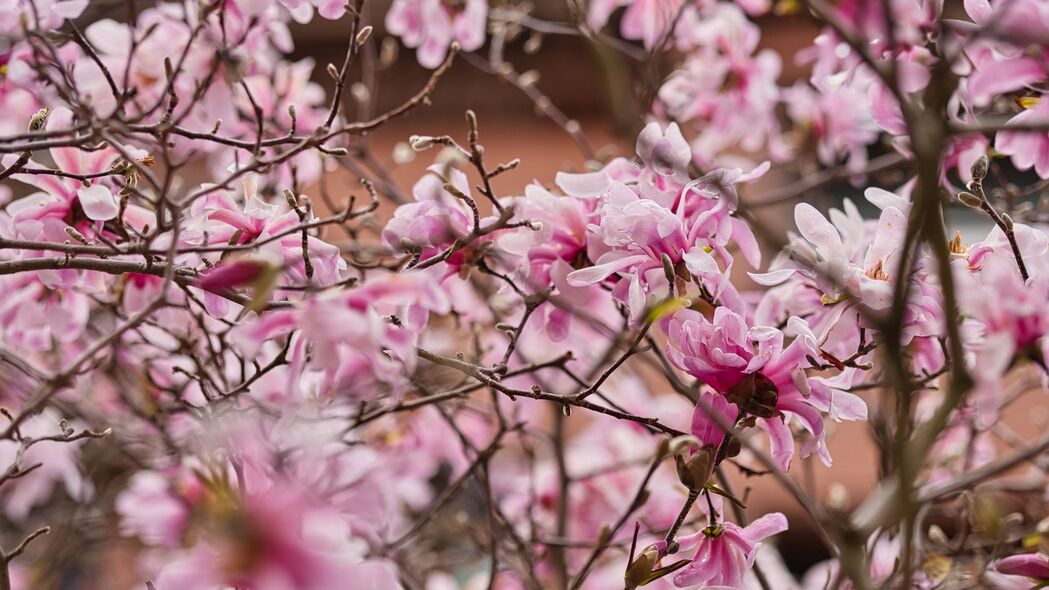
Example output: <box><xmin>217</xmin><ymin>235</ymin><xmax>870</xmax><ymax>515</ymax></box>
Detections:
<box><xmin>995</xmin><ymin>553</ymin><xmax>1049</xmax><ymax>581</ymax></box>
<box><xmin>386</xmin><ymin>0</ymin><xmax>487</xmax><ymax>68</ymax></box>
<box><xmin>996</xmin><ymin>98</ymin><xmax>1049</xmax><ymax>179</ymax></box>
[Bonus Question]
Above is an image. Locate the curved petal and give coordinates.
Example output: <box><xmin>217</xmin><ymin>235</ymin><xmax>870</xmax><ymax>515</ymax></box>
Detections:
<box><xmin>76</xmin><ymin>184</ymin><xmax>118</xmax><ymax>221</ymax></box>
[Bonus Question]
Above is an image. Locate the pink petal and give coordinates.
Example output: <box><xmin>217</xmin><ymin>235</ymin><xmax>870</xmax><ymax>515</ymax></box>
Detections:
<box><xmin>76</xmin><ymin>184</ymin><xmax>118</xmax><ymax>221</ymax></box>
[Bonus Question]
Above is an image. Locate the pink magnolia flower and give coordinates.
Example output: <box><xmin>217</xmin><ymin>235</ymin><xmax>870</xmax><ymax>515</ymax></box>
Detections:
<box><xmin>0</xmin><ymin>272</ymin><xmax>90</xmax><ymax>351</ymax></box>
<box><xmin>74</xmin><ymin>15</ymin><xmax>192</xmax><ymax>117</ymax></box>
<box><xmin>3</xmin><ymin>107</ymin><xmax>138</xmax><ymax>227</ymax></box>
<box><xmin>232</xmin><ymin>58</ymin><xmax>330</xmax><ymax>186</ymax></box>
<box><xmin>828</xmin><ymin>0</ymin><xmax>939</xmax><ymax>53</ymax></box>
<box><xmin>185</xmin><ymin>176</ymin><xmax>346</xmax><ymax>289</ymax></box>
<box><xmin>957</xmin><ymin>239</ymin><xmax>1049</xmax><ymax>426</ymax></box>
<box><xmin>497</xmin><ymin>183</ymin><xmax>601</xmax><ymax>341</ymax></box>
<box><xmin>666</xmin><ymin>307</ymin><xmax>846</xmax><ymax>470</ymax></box>
<box><xmin>0</xmin><ymin>0</ymin><xmax>86</xmax><ymax>36</ymax></box>
<box><xmin>802</xmin><ymin>529</ymin><xmax>925</xmax><ymax>589</ymax></box>
<box><xmin>672</xmin><ymin>512</ymin><xmax>788</xmax><ymax>588</ymax></box>
<box><xmin>0</xmin><ymin>409</ymin><xmax>94</xmax><ymax>520</ymax></box>
<box><xmin>751</xmin><ymin>198</ymin><xmax>908</xmax><ymax>313</ymax></box>
<box><xmin>382</xmin><ymin>166</ymin><xmax>475</xmax><ymax>254</ymax></box>
<box><xmin>115</xmin><ymin>470</ymin><xmax>195</xmax><ymax>548</ymax></box>
<box><xmin>0</xmin><ymin>46</ymin><xmax>46</xmax><ymax>137</ymax></box>
<box><xmin>232</xmin><ymin>273</ymin><xmax>449</xmax><ymax>403</ymax></box>
<box><xmin>385</xmin><ymin>0</ymin><xmax>487</xmax><ymax>68</ymax></box>
<box><xmin>239</xmin><ymin>0</ymin><xmax>352</xmax><ymax>21</ymax></box>
<box><xmin>382</xmin><ymin>165</ymin><xmax>508</xmax><ymax>280</ymax></box>
<box><xmin>753</xmin><ymin>195</ymin><xmax>948</xmax><ymax>378</ymax></box>
<box><xmin>924</xmin><ymin>404</ymin><xmax>995</xmax><ymax>484</ymax></box>
<box><xmin>941</xmin><ymin>132</ymin><xmax>989</xmax><ymax>186</ymax></box>
<box><xmin>963</xmin><ymin>0</ymin><xmax>1049</xmax><ymax>45</ymax></box>
<box><xmin>656</xmin><ymin>4</ymin><xmax>786</xmax><ymax>166</ymax></box>
<box><xmin>784</xmin><ymin>76</ymin><xmax>880</xmax><ymax>175</ymax></box>
<box><xmin>958</xmin><ymin>42</ymin><xmax>1047</xmax><ymax>110</ymax></box>
<box><xmin>613</xmin><ymin>0</ymin><xmax>685</xmax><ymax>50</ymax></box>
<box><xmin>996</xmin><ymin>98</ymin><xmax>1049</xmax><ymax>179</ymax></box>
<box><xmin>152</xmin><ymin>482</ymin><xmax>401</xmax><ymax>590</ymax></box>
<box><xmin>691</xmin><ymin>390</ymin><xmax>739</xmax><ymax>447</ymax></box>
<box><xmin>564</xmin><ymin>123</ymin><xmax>765</xmax><ymax>322</ymax></box>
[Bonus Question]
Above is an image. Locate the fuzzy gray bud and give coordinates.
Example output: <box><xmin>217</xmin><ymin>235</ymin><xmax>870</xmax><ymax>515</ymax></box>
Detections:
<box><xmin>27</xmin><ymin>108</ymin><xmax>50</xmax><ymax>132</ymax></box>
<box><xmin>971</xmin><ymin>155</ymin><xmax>989</xmax><ymax>183</ymax></box>
<box><xmin>409</xmin><ymin>135</ymin><xmax>435</xmax><ymax>151</ymax></box>
<box><xmin>958</xmin><ymin>191</ymin><xmax>983</xmax><ymax>208</ymax></box>
<box><xmin>356</xmin><ymin>26</ymin><xmax>373</xmax><ymax>46</ymax></box>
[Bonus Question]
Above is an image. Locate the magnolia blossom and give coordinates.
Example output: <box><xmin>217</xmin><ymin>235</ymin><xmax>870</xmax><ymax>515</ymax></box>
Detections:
<box><xmin>233</xmin><ymin>273</ymin><xmax>449</xmax><ymax>402</ymax></box>
<box><xmin>3</xmin><ymin>107</ymin><xmax>131</xmax><ymax>226</ymax></box>
<box><xmin>0</xmin><ymin>0</ymin><xmax>86</xmax><ymax>36</ymax></box>
<box><xmin>657</xmin><ymin>3</ymin><xmax>786</xmax><ymax>167</ymax></box>
<box><xmin>564</xmin><ymin>123</ymin><xmax>765</xmax><ymax>322</ymax></box>
<box><xmin>665</xmin><ymin>307</ymin><xmax>860</xmax><ymax>470</ymax></box>
<box><xmin>672</xmin><ymin>513</ymin><xmax>788</xmax><ymax>588</ymax></box>
<box><xmin>801</xmin><ymin>530</ymin><xmax>925</xmax><ymax>589</ymax></box>
<box><xmin>0</xmin><ymin>410</ymin><xmax>93</xmax><ymax>521</ymax></box>
<box><xmin>386</xmin><ymin>0</ymin><xmax>487</xmax><ymax>68</ymax></box>
<box><xmin>185</xmin><ymin>175</ymin><xmax>346</xmax><ymax>290</ymax></box>
<box><xmin>996</xmin><ymin>98</ymin><xmax>1049</xmax><ymax>179</ymax></box>
<box><xmin>957</xmin><ymin>226</ymin><xmax>1049</xmax><ymax>426</ymax></box>
<box><xmin>151</xmin><ymin>482</ymin><xmax>400</xmax><ymax>590</ymax></box>
<box><xmin>588</xmin><ymin>0</ymin><xmax>687</xmax><ymax>50</ymax></box>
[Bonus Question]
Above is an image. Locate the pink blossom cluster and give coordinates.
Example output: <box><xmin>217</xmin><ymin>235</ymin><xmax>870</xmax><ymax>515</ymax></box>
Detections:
<box><xmin>1</xmin><ymin>1</ymin><xmax>1049</xmax><ymax>589</ymax></box>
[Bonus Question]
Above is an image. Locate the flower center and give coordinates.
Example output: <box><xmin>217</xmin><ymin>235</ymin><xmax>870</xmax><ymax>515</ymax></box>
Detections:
<box><xmin>726</xmin><ymin>373</ymin><xmax>779</xmax><ymax>419</ymax></box>
<box><xmin>702</xmin><ymin>523</ymin><xmax>725</xmax><ymax>538</ymax></box>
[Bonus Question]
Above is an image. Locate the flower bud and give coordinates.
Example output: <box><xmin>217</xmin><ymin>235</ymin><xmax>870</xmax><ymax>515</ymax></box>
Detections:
<box><xmin>661</xmin><ymin>252</ymin><xmax>676</xmax><ymax>285</ymax></box>
<box><xmin>668</xmin><ymin>435</ymin><xmax>700</xmax><ymax>456</ymax></box>
<box><xmin>409</xmin><ymin>135</ymin><xmax>435</xmax><ymax>151</ymax></box>
<box><xmin>624</xmin><ymin>542</ymin><xmax>668</xmax><ymax>589</ymax></box>
<box><xmin>27</xmin><ymin>107</ymin><xmax>50</xmax><ymax>132</ymax></box>
<box><xmin>391</xmin><ymin>142</ymin><xmax>415</xmax><ymax>164</ymax></box>
<box><xmin>356</xmin><ymin>25</ymin><xmax>373</xmax><ymax>46</ymax></box>
<box><xmin>351</xmin><ymin>82</ymin><xmax>370</xmax><ymax>104</ymax></box>
<box><xmin>518</xmin><ymin>69</ymin><xmax>540</xmax><ymax>88</ymax></box>
<box><xmin>195</xmin><ymin>258</ymin><xmax>272</xmax><ymax>293</ymax></box>
<box><xmin>465</xmin><ymin>109</ymin><xmax>478</xmax><ymax>134</ymax></box>
<box><xmin>1002</xmin><ymin>213</ymin><xmax>1014</xmax><ymax>231</ymax></box>
<box><xmin>524</xmin><ymin>32</ymin><xmax>543</xmax><ymax>54</ymax></box>
<box><xmin>326</xmin><ymin>62</ymin><xmax>340</xmax><ymax>81</ymax></box>
<box><xmin>971</xmin><ymin>155</ymin><xmax>989</xmax><ymax>183</ymax></box>
<box><xmin>678</xmin><ymin>448</ymin><xmax>716</xmax><ymax>490</ymax></box>
<box><xmin>958</xmin><ymin>191</ymin><xmax>983</xmax><ymax>208</ymax></box>
<box><xmin>379</xmin><ymin>37</ymin><xmax>399</xmax><ymax>67</ymax></box>
<box><xmin>64</xmin><ymin>226</ymin><xmax>89</xmax><ymax>244</ymax></box>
